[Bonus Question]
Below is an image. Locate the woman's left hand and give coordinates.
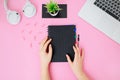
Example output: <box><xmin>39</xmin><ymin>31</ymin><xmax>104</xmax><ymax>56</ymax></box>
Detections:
<box><xmin>40</xmin><ymin>37</ymin><xmax>52</xmax><ymax>68</ymax></box>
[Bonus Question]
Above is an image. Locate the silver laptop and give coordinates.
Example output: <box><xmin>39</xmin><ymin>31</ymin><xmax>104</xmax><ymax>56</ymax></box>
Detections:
<box><xmin>78</xmin><ymin>0</ymin><xmax>120</xmax><ymax>44</ymax></box>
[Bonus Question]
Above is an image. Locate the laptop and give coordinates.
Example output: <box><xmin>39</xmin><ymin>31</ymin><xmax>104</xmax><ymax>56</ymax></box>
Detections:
<box><xmin>78</xmin><ymin>0</ymin><xmax>120</xmax><ymax>44</ymax></box>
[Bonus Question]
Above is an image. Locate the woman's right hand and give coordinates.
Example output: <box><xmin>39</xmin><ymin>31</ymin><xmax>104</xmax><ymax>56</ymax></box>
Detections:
<box><xmin>66</xmin><ymin>44</ymin><xmax>89</xmax><ymax>80</ymax></box>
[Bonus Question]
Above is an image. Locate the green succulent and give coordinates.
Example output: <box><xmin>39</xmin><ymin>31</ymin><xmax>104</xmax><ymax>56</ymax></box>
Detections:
<box><xmin>44</xmin><ymin>0</ymin><xmax>62</xmax><ymax>14</ymax></box>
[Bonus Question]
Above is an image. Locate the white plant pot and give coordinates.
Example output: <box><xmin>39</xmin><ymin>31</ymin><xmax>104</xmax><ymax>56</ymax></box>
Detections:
<box><xmin>48</xmin><ymin>10</ymin><xmax>59</xmax><ymax>16</ymax></box>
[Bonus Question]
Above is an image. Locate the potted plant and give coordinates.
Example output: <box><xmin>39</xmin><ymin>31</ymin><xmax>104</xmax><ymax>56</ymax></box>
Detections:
<box><xmin>44</xmin><ymin>0</ymin><xmax>62</xmax><ymax>16</ymax></box>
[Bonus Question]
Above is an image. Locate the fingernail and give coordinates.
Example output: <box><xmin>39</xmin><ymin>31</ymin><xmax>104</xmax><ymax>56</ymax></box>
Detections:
<box><xmin>66</xmin><ymin>54</ymin><xmax>67</xmax><ymax>56</ymax></box>
<box><xmin>75</xmin><ymin>42</ymin><xmax>77</xmax><ymax>44</ymax></box>
<box><xmin>66</xmin><ymin>54</ymin><xmax>68</xmax><ymax>57</ymax></box>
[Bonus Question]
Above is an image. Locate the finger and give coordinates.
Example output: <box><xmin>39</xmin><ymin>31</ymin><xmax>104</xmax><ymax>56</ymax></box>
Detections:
<box><xmin>75</xmin><ymin>44</ymin><xmax>80</xmax><ymax>54</ymax></box>
<box><xmin>81</xmin><ymin>48</ymin><xmax>85</xmax><ymax>60</ymax></box>
<box><xmin>66</xmin><ymin>54</ymin><xmax>72</xmax><ymax>65</ymax></box>
<box><xmin>43</xmin><ymin>39</ymin><xmax>52</xmax><ymax>52</ymax></box>
<box><xmin>48</xmin><ymin>44</ymin><xmax>52</xmax><ymax>56</ymax></box>
<box><xmin>40</xmin><ymin>37</ymin><xmax>48</xmax><ymax>49</ymax></box>
<box><xmin>73</xmin><ymin>46</ymin><xmax>79</xmax><ymax>60</ymax></box>
<box><xmin>75</xmin><ymin>44</ymin><xmax>81</xmax><ymax>58</ymax></box>
<box><xmin>48</xmin><ymin>44</ymin><xmax>52</xmax><ymax>62</ymax></box>
<box><xmin>73</xmin><ymin>46</ymin><xmax>78</xmax><ymax>55</ymax></box>
<box><xmin>76</xmin><ymin>41</ymin><xmax>79</xmax><ymax>47</ymax></box>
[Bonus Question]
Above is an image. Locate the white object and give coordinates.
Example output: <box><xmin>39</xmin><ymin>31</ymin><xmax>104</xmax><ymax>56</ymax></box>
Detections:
<box><xmin>49</xmin><ymin>10</ymin><xmax>59</xmax><ymax>16</ymax></box>
<box><xmin>4</xmin><ymin>0</ymin><xmax>36</xmax><ymax>25</ymax></box>
<box><xmin>78</xmin><ymin>0</ymin><xmax>120</xmax><ymax>44</ymax></box>
<box><xmin>23</xmin><ymin>0</ymin><xmax>36</xmax><ymax>18</ymax></box>
<box><xmin>4</xmin><ymin>0</ymin><xmax>21</xmax><ymax>25</ymax></box>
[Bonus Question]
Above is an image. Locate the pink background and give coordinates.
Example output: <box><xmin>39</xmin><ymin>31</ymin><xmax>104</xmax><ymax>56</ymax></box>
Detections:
<box><xmin>0</xmin><ymin>0</ymin><xmax>120</xmax><ymax>80</ymax></box>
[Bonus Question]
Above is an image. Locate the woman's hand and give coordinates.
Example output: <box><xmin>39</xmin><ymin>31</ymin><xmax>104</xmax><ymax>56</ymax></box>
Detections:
<box><xmin>66</xmin><ymin>44</ymin><xmax>89</xmax><ymax>80</ymax></box>
<box><xmin>40</xmin><ymin>37</ymin><xmax>52</xmax><ymax>68</ymax></box>
<box><xmin>40</xmin><ymin>37</ymin><xmax>52</xmax><ymax>80</ymax></box>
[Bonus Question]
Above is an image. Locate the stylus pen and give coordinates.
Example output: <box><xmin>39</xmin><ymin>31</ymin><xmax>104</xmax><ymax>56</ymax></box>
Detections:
<box><xmin>78</xmin><ymin>34</ymin><xmax>80</xmax><ymax>46</ymax></box>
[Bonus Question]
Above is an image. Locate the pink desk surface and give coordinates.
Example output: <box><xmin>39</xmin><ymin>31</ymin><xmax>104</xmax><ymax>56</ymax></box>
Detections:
<box><xmin>0</xmin><ymin>0</ymin><xmax>120</xmax><ymax>80</ymax></box>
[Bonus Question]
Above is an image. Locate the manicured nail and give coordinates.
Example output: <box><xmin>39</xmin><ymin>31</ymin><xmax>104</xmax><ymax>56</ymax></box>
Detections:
<box><xmin>75</xmin><ymin>42</ymin><xmax>77</xmax><ymax>44</ymax></box>
<box><xmin>66</xmin><ymin>54</ymin><xmax>68</xmax><ymax>57</ymax></box>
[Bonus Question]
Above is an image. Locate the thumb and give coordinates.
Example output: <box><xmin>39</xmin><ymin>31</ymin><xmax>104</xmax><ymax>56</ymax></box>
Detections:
<box><xmin>66</xmin><ymin>54</ymin><xmax>72</xmax><ymax>66</ymax></box>
<box><xmin>48</xmin><ymin>44</ymin><xmax>52</xmax><ymax>56</ymax></box>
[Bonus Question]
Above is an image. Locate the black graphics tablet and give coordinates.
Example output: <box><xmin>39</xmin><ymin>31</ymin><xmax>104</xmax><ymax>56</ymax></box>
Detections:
<box><xmin>48</xmin><ymin>25</ymin><xmax>76</xmax><ymax>62</ymax></box>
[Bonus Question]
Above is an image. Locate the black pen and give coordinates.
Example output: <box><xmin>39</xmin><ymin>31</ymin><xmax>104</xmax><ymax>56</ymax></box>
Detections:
<box><xmin>77</xmin><ymin>34</ymin><xmax>80</xmax><ymax>46</ymax></box>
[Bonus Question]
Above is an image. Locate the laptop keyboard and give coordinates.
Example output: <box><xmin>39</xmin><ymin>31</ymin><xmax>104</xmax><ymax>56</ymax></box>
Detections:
<box><xmin>94</xmin><ymin>0</ymin><xmax>120</xmax><ymax>22</ymax></box>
